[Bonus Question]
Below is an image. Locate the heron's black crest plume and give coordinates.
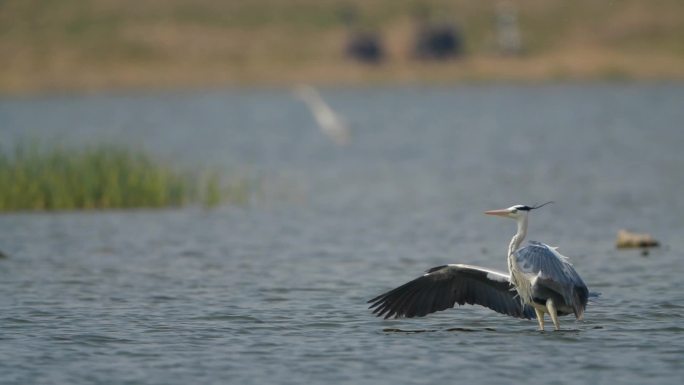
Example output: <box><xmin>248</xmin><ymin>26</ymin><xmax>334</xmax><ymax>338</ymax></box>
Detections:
<box><xmin>530</xmin><ymin>201</ymin><xmax>554</xmax><ymax>210</ymax></box>
<box><xmin>517</xmin><ymin>201</ymin><xmax>554</xmax><ymax>211</ymax></box>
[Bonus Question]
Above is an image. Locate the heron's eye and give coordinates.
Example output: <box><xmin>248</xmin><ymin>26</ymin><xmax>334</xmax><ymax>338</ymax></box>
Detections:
<box><xmin>510</xmin><ymin>209</ymin><xmax>518</xmax><ymax>214</ymax></box>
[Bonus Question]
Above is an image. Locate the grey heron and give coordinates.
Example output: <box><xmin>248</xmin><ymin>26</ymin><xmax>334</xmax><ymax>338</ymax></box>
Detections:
<box><xmin>368</xmin><ymin>203</ymin><xmax>590</xmax><ymax>331</ymax></box>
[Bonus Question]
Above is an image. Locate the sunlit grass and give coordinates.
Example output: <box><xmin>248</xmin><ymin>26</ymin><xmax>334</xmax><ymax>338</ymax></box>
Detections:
<box><xmin>0</xmin><ymin>144</ymin><xmax>248</xmax><ymax>211</ymax></box>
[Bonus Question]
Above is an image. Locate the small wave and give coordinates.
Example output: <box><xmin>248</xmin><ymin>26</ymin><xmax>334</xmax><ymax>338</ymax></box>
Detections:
<box><xmin>263</xmin><ymin>296</ymin><xmax>289</xmax><ymax>303</ymax></box>
<box><xmin>259</xmin><ymin>287</ymin><xmax>338</xmax><ymax>294</ymax></box>
<box><xmin>303</xmin><ymin>322</ymin><xmax>341</xmax><ymax>328</ymax></box>
<box><xmin>53</xmin><ymin>334</ymin><xmax>134</xmax><ymax>345</ymax></box>
<box><xmin>148</xmin><ymin>295</ymin><xmax>180</xmax><ymax>302</ymax></box>
<box><xmin>624</xmin><ymin>326</ymin><xmax>684</xmax><ymax>333</ymax></box>
<box><xmin>381</xmin><ymin>327</ymin><xmax>497</xmax><ymax>333</ymax></box>
<box><xmin>179</xmin><ymin>250</ymin><xmax>205</xmax><ymax>258</ymax></box>
<box><xmin>191</xmin><ymin>314</ymin><xmax>264</xmax><ymax>323</ymax></box>
<box><xmin>658</xmin><ymin>302</ymin><xmax>684</xmax><ymax>310</ymax></box>
<box><xmin>1</xmin><ymin>317</ymin><xmax>33</xmax><ymax>324</ymax></box>
<box><xmin>446</xmin><ymin>327</ymin><xmax>497</xmax><ymax>332</ymax></box>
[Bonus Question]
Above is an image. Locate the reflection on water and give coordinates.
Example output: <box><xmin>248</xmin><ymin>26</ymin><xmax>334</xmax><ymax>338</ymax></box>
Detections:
<box><xmin>1</xmin><ymin>84</ymin><xmax>683</xmax><ymax>385</ymax></box>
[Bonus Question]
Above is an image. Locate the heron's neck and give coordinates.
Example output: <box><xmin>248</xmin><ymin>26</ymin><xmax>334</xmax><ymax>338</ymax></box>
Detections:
<box><xmin>508</xmin><ymin>215</ymin><xmax>528</xmax><ymax>257</ymax></box>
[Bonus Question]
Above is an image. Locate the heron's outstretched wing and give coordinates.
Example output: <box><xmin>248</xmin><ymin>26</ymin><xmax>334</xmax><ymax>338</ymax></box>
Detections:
<box><xmin>367</xmin><ymin>264</ymin><xmax>536</xmax><ymax>320</ymax></box>
<box><xmin>514</xmin><ymin>241</ymin><xmax>589</xmax><ymax>317</ymax></box>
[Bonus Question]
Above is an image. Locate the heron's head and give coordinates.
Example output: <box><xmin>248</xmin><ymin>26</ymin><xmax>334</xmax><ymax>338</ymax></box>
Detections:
<box><xmin>484</xmin><ymin>202</ymin><xmax>553</xmax><ymax>220</ymax></box>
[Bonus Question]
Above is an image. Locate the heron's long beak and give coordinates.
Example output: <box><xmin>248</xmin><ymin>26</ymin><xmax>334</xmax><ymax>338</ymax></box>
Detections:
<box><xmin>484</xmin><ymin>209</ymin><xmax>510</xmax><ymax>217</ymax></box>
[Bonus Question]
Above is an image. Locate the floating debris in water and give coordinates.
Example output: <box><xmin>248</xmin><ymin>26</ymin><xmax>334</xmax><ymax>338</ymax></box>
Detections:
<box><xmin>0</xmin><ymin>249</ymin><xmax>7</xmax><ymax>259</ymax></box>
<box><xmin>616</xmin><ymin>229</ymin><xmax>660</xmax><ymax>249</ymax></box>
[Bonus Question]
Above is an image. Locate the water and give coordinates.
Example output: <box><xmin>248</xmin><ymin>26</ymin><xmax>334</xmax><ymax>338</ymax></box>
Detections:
<box><xmin>1</xmin><ymin>84</ymin><xmax>683</xmax><ymax>384</ymax></box>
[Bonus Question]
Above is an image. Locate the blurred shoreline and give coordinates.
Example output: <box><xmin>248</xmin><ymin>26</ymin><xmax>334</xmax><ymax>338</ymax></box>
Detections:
<box><xmin>2</xmin><ymin>0</ymin><xmax>683</xmax><ymax>95</ymax></box>
<box><xmin>4</xmin><ymin>53</ymin><xmax>684</xmax><ymax>96</ymax></box>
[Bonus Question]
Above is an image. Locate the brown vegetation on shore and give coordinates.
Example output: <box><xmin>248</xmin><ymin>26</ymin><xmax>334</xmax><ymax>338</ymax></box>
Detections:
<box><xmin>1</xmin><ymin>0</ymin><xmax>683</xmax><ymax>94</ymax></box>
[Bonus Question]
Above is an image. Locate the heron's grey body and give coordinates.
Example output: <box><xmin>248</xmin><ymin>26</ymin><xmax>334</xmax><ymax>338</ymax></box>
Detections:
<box><xmin>512</xmin><ymin>241</ymin><xmax>588</xmax><ymax>320</ymax></box>
<box><xmin>368</xmin><ymin>203</ymin><xmax>590</xmax><ymax>331</ymax></box>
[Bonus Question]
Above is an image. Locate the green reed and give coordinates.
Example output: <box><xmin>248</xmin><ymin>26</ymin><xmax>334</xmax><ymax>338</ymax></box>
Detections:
<box><xmin>0</xmin><ymin>144</ymin><xmax>247</xmax><ymax>211</ymax></box>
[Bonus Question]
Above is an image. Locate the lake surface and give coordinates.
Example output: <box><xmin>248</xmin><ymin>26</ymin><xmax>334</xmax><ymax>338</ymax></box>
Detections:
<box><xmin>1</xmin><ymin>84</ymin><xmax>683</xmax><ymax>384</ymax></box>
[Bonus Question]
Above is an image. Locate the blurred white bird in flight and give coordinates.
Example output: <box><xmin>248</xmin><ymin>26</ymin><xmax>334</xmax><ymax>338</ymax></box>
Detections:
<box><xmin>295</xmin><ymin>85</ymin><xmax>350</xmax><ymax>145</ymax></box>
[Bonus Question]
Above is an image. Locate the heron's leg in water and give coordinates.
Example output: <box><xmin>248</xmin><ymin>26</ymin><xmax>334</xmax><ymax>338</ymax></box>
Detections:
<box><xmin>546</xmin><ymin>299</ymin><xmax>560</xmax><ymax>331</ymax></box>
<box><xmin>534</xmin><ymin>308</ymin><xmax>545</xmax><ymax>331</ymax></box>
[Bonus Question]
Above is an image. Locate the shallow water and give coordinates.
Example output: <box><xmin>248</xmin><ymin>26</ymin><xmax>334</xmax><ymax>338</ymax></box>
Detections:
<box><xmin>1</xmin><ymin>84</ymin><xmax>683</xmax><ymax>384</ymax></box>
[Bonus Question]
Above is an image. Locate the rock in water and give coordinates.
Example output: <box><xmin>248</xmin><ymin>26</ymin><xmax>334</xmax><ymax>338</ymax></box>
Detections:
<box><xmin>616</xmin><ymin>229</ymin><xmax>660</xmax><ymax>249</ymax></box>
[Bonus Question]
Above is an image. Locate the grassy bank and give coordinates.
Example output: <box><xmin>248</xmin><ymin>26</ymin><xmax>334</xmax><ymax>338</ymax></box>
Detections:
<box><xmin>1</xmin><ymin>0</ymin><xmax>684</xmax><ymax>93</ymax></box>
<box><xmin>0</xmin><ymin>144</ymin><xmax>247</xmax><ymax>211</ymax></box>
